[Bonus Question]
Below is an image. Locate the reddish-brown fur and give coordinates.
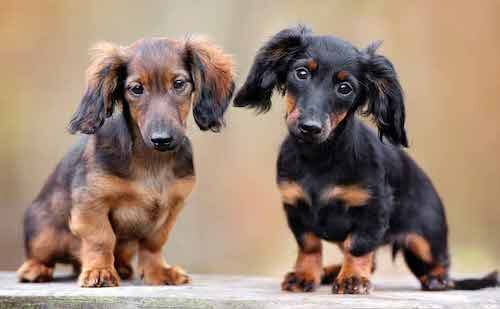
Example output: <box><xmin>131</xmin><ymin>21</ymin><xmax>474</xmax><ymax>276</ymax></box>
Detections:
<box><xmin>17</xmin><ymin>37</ymin><xmax>234</xmax><ymax>287</ymax></box>
<box><xmin>282</xmin><ymin>233</ymin><xmax>323</xmax><ymax>292</ymax></box>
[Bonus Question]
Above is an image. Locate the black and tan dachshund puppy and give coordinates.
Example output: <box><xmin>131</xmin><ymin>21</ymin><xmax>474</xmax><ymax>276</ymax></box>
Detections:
<box><xmin>17</xmin><ymin>37</ymin><xmax>234</xmax><ymax>287</ymax></box>
<box><xmin>234</xmin><ymin>26</ymin><xmax>498</xmax><ymax>294</ymax></box>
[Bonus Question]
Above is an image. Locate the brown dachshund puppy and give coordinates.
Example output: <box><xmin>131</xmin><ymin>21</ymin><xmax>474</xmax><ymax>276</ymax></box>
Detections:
<box><xmin>17</xmin><ymin>37</ymin><xmax>234</xmax><ymax>287</ymax></box>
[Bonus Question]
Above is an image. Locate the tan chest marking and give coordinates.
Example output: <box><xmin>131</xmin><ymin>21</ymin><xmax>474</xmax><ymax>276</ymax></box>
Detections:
<box><xmin>278</xmin><ymin>181</ymin><xmax>310</xmax><ymax>206</ymax></box>
<box><xmin>321</xmin><ymin>185</ymin><xmax>371</xmax><ymax>207</ymax></box>
<box><xmin>88</xmin><ymin>169</ymin><xmax>195</xmax><ymax>238</ymax></box>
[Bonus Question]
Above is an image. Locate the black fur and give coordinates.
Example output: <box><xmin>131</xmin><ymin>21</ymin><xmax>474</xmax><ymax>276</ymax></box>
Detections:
<box><xmin>234</xmin><ymin>25</ymin><xmax>311</xmax><ymax>113</ymax></box>
<box><xmin>234</xmin><ymin>26</ymin><xmax>498</xmax><ymax>292</ymax></box>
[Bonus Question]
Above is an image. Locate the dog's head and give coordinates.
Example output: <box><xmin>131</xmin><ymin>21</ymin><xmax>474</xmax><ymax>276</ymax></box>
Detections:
<box><xmin>234</xmin><ymin>26</ymin><xmax>407</xmax><ymax>147</ymax></box>
<box><xmin>69</xmin><ymin>37</ymin><xmax>234</xmax><ymax>152</ymax></box>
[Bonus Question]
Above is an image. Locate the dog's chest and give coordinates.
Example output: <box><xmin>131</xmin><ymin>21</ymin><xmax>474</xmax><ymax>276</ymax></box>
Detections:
<box><xmin>109</xmin><ymin>167</ymin><xmax>177</xmax><ymax>239</ymax></box>
<box><xmin>301</xmin><ymin>175</ymin><xmax>355</xmax><ymax>242</ymax></box>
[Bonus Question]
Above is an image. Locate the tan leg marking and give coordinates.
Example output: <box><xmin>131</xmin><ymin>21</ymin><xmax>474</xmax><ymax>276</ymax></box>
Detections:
<box><xmin>332</xmin><ymin>236</ymin><xmax>374</xmax><ymax>294</ymax></box>
<box><xmin>405</xmin><ymin>233</ymin><xmax>433</xmax><ymax>264</ymax></box>
<box><xmin>282</xmin><ymin>233</ymin><xmax>323</xmax><ymax>292</ymax></box>
<box><xmin>70</xmin><ymin>203</ymin><xmax>120</xmax><ymax>288</ymax></box>
<box><xmin>138</xmin><ymin>177</ymin><xmax>194</xmax><ymax>285</ymax></box>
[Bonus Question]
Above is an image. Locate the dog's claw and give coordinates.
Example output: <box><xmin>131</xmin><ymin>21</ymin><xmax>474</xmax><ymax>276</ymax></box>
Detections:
<box><xmin>332</xmin><ymin>276</ymin><xmax>372</xmax><ymax>294</ymax></box>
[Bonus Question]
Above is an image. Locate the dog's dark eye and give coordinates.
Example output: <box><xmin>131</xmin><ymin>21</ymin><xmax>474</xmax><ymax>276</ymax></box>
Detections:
<box><xmin>337</xmin><ymin>82</ymin><xmax>353</xmax><ymax>95</ymax></box>
<box><xmin>295</xmin><ymin>67</ymin><xmax>310</xmax><ymax>80</ymax></box>
<box><xmin>173</xmin><ymin>79</ymin><xmax>186</xmax><ymax>91</ymax></box>
<box><xmin>129</xmin><ymin>84</ymin><xmax>144</xmax><ymax>96</ymax></box>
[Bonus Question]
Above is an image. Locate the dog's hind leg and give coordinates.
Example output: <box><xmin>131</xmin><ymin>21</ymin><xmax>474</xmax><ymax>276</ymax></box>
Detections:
<box><xmin>401</xmin><ymin>233</ymin><xmax>453</xmax><ymax>291</ymax></box>
<box><xmin>18</xmin><ymin>204</ymin><xmax>58</xmax><ymax>283</ymax></box>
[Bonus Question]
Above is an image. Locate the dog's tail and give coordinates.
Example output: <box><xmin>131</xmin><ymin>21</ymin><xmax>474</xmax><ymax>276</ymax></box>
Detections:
<box><xmin>451</xmin><ymin>271</ymin><xmax>498</xmax><ymax>290</ymax></box>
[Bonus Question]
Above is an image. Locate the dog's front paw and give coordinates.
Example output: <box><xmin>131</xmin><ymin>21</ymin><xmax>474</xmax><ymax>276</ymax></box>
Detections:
<box><xmin>281</xmin><ymin>271</ymin><xmax>320</xmax><ymax>292</ymax></box>
<box><xmin>332</xmin><ymin>275</ymin><xmax>372</xmax><ymax>294</ymax></box>
<box><xmin>143</xmin><ymin>266</ymin><xmax>190</xmax><ymax>285</ymax></box>
<box><xmin>79</xmin><ymin>267</ymin><xmax>120</xmax><ymax>287</ymax></box>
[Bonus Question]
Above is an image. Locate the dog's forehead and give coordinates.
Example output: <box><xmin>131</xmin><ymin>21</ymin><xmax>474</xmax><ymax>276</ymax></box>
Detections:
<box><xmin>127</xmin><ymin>38</ymin><xmax>187</xmax><ymax>76</ymax></box>
<box><xmin>306</xmin><ymin>36</ymin><xmax>359</xmax><ymax>71</ymax></box>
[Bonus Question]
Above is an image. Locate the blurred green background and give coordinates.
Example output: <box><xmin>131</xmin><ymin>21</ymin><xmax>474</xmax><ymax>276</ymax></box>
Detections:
<box><xmin>0</xmin><ymin>0</ymin><xmax>499</xmax><ymax>279</ymax></box>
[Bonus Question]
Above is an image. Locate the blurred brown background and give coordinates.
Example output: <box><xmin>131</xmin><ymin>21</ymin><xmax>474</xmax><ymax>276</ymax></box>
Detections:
<box><xmin>1</xmin><ymin>0</ymin><xmax>499</xmax><ymax>279</ymax></box>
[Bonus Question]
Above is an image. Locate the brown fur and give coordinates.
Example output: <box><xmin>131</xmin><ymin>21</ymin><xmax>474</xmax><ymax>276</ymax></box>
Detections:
<box><xmin>114</xmin><ymin>240</ymin><xmax>137</xmax><ymax>280</ymax></box>
<box><xmin>285</xmin><ymin>94</ymin><xmax>301</xmax><ymax>127</ymax></box>
<box><xmin>278</xmin><ymin>180</ymin><xmax>310</xmax><ymax>206</ymax></box>
<box><xmin>284</xmin><ymin>93</ymin><xmax>297</xmax><ymax>115</ymax></box>
<box><xmin>321</xmin><ymin>184</ymin><xmax>371</xmax><ymax>207</ymax></box>
<box><xmin>305</xmin><ymin>59</ymin><xmax>318</xmax><ymax>72</ymax></box>
<box><xmin>18</xmin><ymin>37</ymin><xmax>234</xmax><ymax>287</ymax></box>
<box><xmin>186</xmin><ymin>37</ymin><xmax>234</xmax><ymax>108</ymax></box>
<box><xmin>330</xmin><ymin>111</ymin><xmax>347</xmax><ymax>130</ymax></box>
<box><xmin>405</xmin><ymin>233</ymin><xmax>433</xmax><ymax>264</ymax></box>
<box><xmin>336</xmin><ymin>70</ymin><xmax>349</xmax><ymax>81</ymax></box>
<box><xmin>282</xmin><ymin>233</ymin><xmax>323</xmax><ymax>292</ymax></box>
<box><xmin>332</xmin><ymin>236</ymin><xmax>374</xmax><ymax>294</ymax></box>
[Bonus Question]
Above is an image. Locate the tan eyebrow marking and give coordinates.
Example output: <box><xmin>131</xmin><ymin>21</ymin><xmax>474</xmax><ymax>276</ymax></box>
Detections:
<box><xmin>305</xmin><ymin>59</ymin><xmax>318</xmax><ymax>71</ymax></box>
<box><xmin>337</xmin><ymin>70</ymin><xmax>349</xmax><ymax>80</ymax></box>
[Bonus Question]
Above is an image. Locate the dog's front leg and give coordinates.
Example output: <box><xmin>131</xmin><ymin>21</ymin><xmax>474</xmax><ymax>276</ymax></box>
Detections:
<box><xmin>332</xmin><ymin>203</ymin><xmax>388</xmax><ymax>294</ymax></box>
<box><xmin>138</xmin><ymin>201</ymin><xmax>190</xmax><ymax>285</ymax></box>
<box><xmin>70</xmin><ymin>203</ymin><xmax>120</xmax><ymax>287</ymax></box>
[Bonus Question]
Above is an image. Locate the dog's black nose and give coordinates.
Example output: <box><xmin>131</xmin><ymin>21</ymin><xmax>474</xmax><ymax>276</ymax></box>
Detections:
<box><xmin>151</xmin><ymin>134</ymin><xmax>174</xmax><ymax>151</ymax></box>
<box><xmin>298</xmin><ymin>121</ymin><xmax>322</xmax><ymax>135</ymax></box>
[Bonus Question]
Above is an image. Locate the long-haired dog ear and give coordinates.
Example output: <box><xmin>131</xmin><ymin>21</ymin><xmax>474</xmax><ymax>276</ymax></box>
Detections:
<box><xmin>359</xmin><ymin>41</ymin><xmax>408</xmax><ymax>147</ymax></box>
<box><xmin>185</xmin><ymin>37</ymin><xmax>235</xmax><ymax>132</ymax></box>
<box><xmin>234</xmin><ymin>25</ymin><xmax>311</xmax><ymax>113</ymax></box>
<box><xmin>68</xmin><ymin>42</ymin><xmax>126</xmax><ymax>134</ymax></box>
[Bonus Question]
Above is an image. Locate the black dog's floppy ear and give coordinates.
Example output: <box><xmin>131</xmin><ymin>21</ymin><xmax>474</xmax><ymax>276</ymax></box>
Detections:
<box><xmin>185</xmin><ymin>37</ymin><xmax>235</xmax><ymax>132</ymax></box>
<box><xmin>359</xmin><ymin>41</ymin><xmax>408</xmax><ymax>147</ymax></box>
<box><xmin>68</xmin><ymin>42</ymin><xmax>126</xmax><ymax>134</ymax></box>
<box><xmin>233</xmin><ymin>25</ymin><xmax>311</xmax><ymax>113</ymax></box>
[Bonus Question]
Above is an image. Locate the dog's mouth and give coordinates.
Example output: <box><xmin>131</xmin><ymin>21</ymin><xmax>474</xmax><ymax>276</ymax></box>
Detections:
<box><xmin>291</xmin><ymin>130</ymin><xmax>328</xmax><ymax>145</ymax></box>
<box><xmin>152</xmin><ymin>143</ymin><xmax>178</xmax><ymax>152</ymax></box>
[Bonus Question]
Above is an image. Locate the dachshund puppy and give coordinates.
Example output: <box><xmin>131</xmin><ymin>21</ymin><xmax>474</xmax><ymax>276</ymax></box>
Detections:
<box><xmin>234</xmin><ymin>26</ymin><xmax>498</xmax><ymax>294</ymax></box>
<box><xmin>17</xmin><ymin>37</ymin><xmax>234</xmax><ymax>287</ymax></box>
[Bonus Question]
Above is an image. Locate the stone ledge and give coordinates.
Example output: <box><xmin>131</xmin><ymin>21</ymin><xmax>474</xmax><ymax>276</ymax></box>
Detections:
<box><xmin>0</xmin><ymin>272</ymin><xmax>499</xmax><ymax>308</ymax></box>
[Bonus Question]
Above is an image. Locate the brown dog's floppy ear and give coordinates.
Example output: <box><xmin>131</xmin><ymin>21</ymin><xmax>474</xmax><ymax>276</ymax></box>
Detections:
<box><xmin>234</xmin><ymin>25</ymin><xmax>311</xmax><ymax>113</ymax></box>
<box><xmin>68</xmin><ymin>42</ymin><xmax>126</xmax><ymax>134</ymax></box>
<box><xmin>359</xmin><ymin>41</ymin><xmax>408</xmax><ymax>147</ymax></box>
<box><xmin>185</xmin><ymin>37</ymin><xmax>235</xmax><ymax>132</ymax></box>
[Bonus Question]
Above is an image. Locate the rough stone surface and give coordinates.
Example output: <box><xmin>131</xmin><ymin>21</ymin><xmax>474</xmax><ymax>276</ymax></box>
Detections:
<box><xmin>0</xmin><ymin>272</ymin><xmax>499</xmax><ymax>308</ymax></box>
